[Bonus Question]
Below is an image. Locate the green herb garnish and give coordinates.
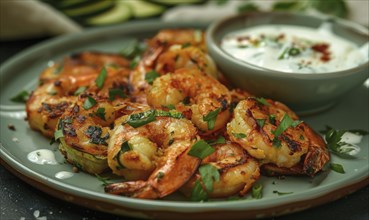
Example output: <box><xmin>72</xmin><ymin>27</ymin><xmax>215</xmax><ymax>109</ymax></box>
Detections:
<box><xmin>126</xmin><ymin>109</ymin><xmax>156</xmax><ymax>128</ymax></box>
<box><xmin>251</xmin><ymin>183</ymin><xmax>263</xmax><ymax>199</ymax></box>
<box><xmin>95</xmin><ymin>67</ymin><xmax>107</xmax><ymax>89</ymax></box>
<box><xmin>145</xmin><ymin>70</ymin><xmax>160</xmax><ymax>85</ymax></box>
<box><xmin>273</xmin><ymin>114</ymin><xmax>302</xmax><ymax>137</ymax></box>
<box><xmin>54</xmin><ymin>129</ymin><xmax>64</xmax><ymax>141</ymax></box>
<box><xmin>206</xmin><ymin>136</ymin><xmax>226</xmax><ymax>146</ymax></box>
<box><xmin>237</xmin><ymin>2</ymin><xmax>259</xmax><ymax>13</ymax></box>
<box><xmin>255</xmin><ymin>97</ymin><xmax>270</xmax><ymax>106</ymax></box>
<box><xmin>199</xmin><ymin>164</ymin><xmax>220</xmax><ymax>192</ymax></box>
<box><xmin>256</xmin><ymin>119</ymin><xmax>266</xmax><ymax>128</ymax></box>
<box><xmin>108</xmin><ymin>88</ymin><xmax>126</xmax><ymax>101</ymax></box>
<box><xmin>203</xmin><ymin>108</ymin><xmax>221</xmax><ymax>130</ymax></box>
<box><xmin>95</xmin><ymin>174</ymin><xmax>112</xmax><ymax>186</ymax></box>
<box><xmin>85</xmin><ymin>126</ymin><xmax>109</xmax><ymax>145</ymax></box>
<box><xmin>156</xmin><ymin>171</ymin><xmax>165</xmax><ymax>180</ymax></box>
<box><xmin>95</xmin><ymin>107</ymin><xmax>106</xmax><ymax>120</ymax></box>
<box><xmin>187</xmin><ymin>140</ymin><xmax>215</xmax><ymax>159</ymax></box>
<box><xmin>232</xmin><ymin>133</ymin><xmax>246</xmax><ymax>139</ymax></box>
<box><xmin>10</xmin><ymin>90</ymin><xmax>29</xmax><ymax>103</ymax></box>
<box><xmin>273</xmin><ymin>190</ymin><xmax>293</xmax><ymax>196</ymax></box>
<box><xmin>330</xmin><ymin>163</ymin><xmax>345</xmax><ymax>174</ymax></box>
<box><xmin>83</xmin><ymin>96</ymin><xmax>97</xmax><ymax>110</ymax></box>
<box><xmin>191</xmin><ymin>180</ymin><xmax>208</xmax><ymax>201</ymax></box>
<box><xmin>74</xmin><ymin>86</ymin><xmax>86</xmax><ymax>96</ymax></box>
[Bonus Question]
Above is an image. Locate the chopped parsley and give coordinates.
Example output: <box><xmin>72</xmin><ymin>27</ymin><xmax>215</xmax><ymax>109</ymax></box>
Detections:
<box><xmin>126</xmin><ymin>110</ymin><xmax>156</xmax><ymax>128</ymax></box>
<box><xmin>203</xmin><ymin>108</ymin><xmax>221</xmax><ymax>130</ymax></box>
<box><xmin>83</xmin><ymin>96</ymin><xmax>97</xmax><ymax>110</ymax></box>
<box><xmin>206</xmin><ymin>136</ymin><xmax>226</xmax><ymax>146</ymax></box>
<box><xmin>95</xmin><ymin>67</ymin><xmax>107</xmax><ymax>89</ymax></box>
<box><xmin>273</xmin><ymin>190</ymin><xmax>293</xmax><ymax>196</ymax></box>
<box><xmin>156</xmin><ymin>171</ymin><xmax>165</xmax><ymax>180</ymax></box>
<box><xmin>95</xmin><ymin>107</ymin><xmax>106</xmax><ymax>120</ymax></box>
<box><xmin>54</xmin><ymin>129</ymin><xmax>64</xmax><ymax>141</ymax></box>
<box><xmin>272</xmin><ymin>114</ymin><xmax>302</xmax><ymax>147</ymax></box>
<box><xmin>256</xmin><ymin>119</ymin><xmax>266</xmax><ymax>128</ymax></box>
<box><xmin>187</xmin><ymin>140</ymin><xmax>215</xmax><ymax>159</ymax></box>
<box><xmin>255</xmin><ymin>97</ymin><xmax>270</xmax><ymax>106</ymax></box>
<box><xmin>108</xmin><ymin>88</ymin><xmax>126</xmax><ymax>101</ymax></box>
<box><xmin>191</xmin><ymin>164</ymin><xmax>220</xmax><ymax>201</ymax></box>
<box><xmin>145</xmin><ymin>70</ymin><xmax>160</xmax><ymax>85</ymax></box>
<box><xmin>330</xmin><ymin>163</ymin><xmax>345</xmax><ymax>174</ymax></box>
<box><xmin>320</xmin><ymin>126</ymin><xmax>368</xmax><ymax>159</ymax></box>
<box><xmin>199</xmin><ymin>164</ymin><xmax>220</xmax><ymax>192</ymax></box>
<box><xmin>232</xmin><ymin>133</ymin><xmax>246</xmax><ymax>139</ymax></box>
<box><xmin>251</xmin><ymin>183</ymin><xmax>263</xmax><ymax>199</ymax></box>
<box><xmin>74</xmin><ymin>86</ymin><xmax>86</xmax><ymax>96</ymax></box>
<box><xmin>10</xmin><ymin>90</ymin><xmax>29</xmax><ymax>103</ymax></box>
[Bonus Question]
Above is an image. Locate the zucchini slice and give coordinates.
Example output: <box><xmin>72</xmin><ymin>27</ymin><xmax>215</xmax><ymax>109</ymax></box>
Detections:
<box><xmin>125</xmin><ymin>0</ymin><xmax>166</xmax><ymax>18</ymax></box>
<box><xmin>62</xmin><ymin>0</ymin><xmax>115</xmax><ymax>19</ymax></box>
<box><xmin>85</xmin><ymin>2</ymin><xmax>132</xmax><ymax>26</ymax></box>
<box><xmin>147</xmin><ymin>0</ymin><xmax>206</xmax><ymax>6</ymax></box>
<box><xmin>59</xmin><ymin>138</ymin><xmax>108</xmax><ymax>174</ymax></box>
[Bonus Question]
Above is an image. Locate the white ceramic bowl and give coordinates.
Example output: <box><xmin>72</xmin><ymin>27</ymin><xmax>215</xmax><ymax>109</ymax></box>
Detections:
<box><xmin>206</xmin><ymin>12</ymin><xmax>369</xmax><ymax>114</ymax></box>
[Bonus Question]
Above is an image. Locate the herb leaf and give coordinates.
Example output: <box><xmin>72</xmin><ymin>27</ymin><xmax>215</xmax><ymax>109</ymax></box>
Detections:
<box><xmin>191</xmin><ymin>180</ymin><xmax>208</xmax><ymax>201</ymax></box>
<box><xmin>238</xmin><ymin>3</ymin><xmax>259</xmax><ymax>13</ymax></box>
<box><xmin>95</xmin><ymin>67</ymin><xmax>107</xmax><ymax>89</ymax></box>
<box><xmin>54</xmin><ymin>129</ymin><xmax>64</xmax><ymax>141</ymax></box>
<box><xmin>256</xmin><ymin>119</ymin><xmax>266</xmax><ymax>128</ymax></box>
<box><xmin>74</xmin><ymin>86</ymin><xmax>87</xmax><ymax>96</ymax></box>
<box><xmin>255</xmin><ymin>97</ymin><xmax>270</xmax><ymax>106</ymax></box>
<box><xmin>95</xmin><ymin>174</ymin><xmax>112</xmax><ymax>186</ymax></box>
<box><xmin>199</xmin><ymin>164</ymin><xmax>220</xmax><ymax>192</ymax></box>
<box><xmin>83</xmin><ymin>96</ymin><xmax>97</xmax><ymax>110</ymax></box>
<box><xmin>273</xmin><ymin>190</ymin><xmax>293</xmax><ymax>196</ymax></box>
<box><xmin>251</xmin><ymin>183</ymin><xmax>263</xmax><ymax>199</ymax></box>
<box><xmin>330</xmin><ymin>163</ymin><xmax>345</xmax><ymax>174</ymax></box>
<box><xmin>145</xmin><ymin>70</ymin><xmax>160</xmax><ymax>85</ymax></box>
<box><xmin>95</xmin><ymin>107</ymin><xmax>106</xmax><ymax>120</ymax></box>
<box><xmin>10</xmin><ymin>90</ymin><xmax>29</xmax><ymax>103</ymax></box>
<box><xmin>206</xmin><ymin>136</ymin><xmax>226</xmax><ymax>146</ymax></box>
<box><xmin>203</xmin><ymin>108</ymin><xmax>221</xmax><ymax>130</ymax></box>
<box><xmin>188</xmin><ymin>140</ymin><xmax>215</xmax><ymax>159</ymax></box>
<box><xmin>273</xmin><ymin>114</ymin><xmax>302</xmax><ymax>137</ymax></box>
<box><xmin>232</xmin><ymin>133</ymin><xmax>246</xmax><ymax>139</ymax></box>
<box><xmin>126</xmin><ymin>110</ymin><xmax>156</xmax><ymax>128</ymax></box>
<box><xmin>108</xmin><ymin>88</ymin><xmax>126</xmax><ymax>101</ymax></box>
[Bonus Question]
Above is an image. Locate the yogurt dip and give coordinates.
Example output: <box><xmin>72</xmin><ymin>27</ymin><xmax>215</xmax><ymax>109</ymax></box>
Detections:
<box><xmin>221</xmin><ymin>24</ymin><xmax>369</xmax><ymax>73</ymax></box>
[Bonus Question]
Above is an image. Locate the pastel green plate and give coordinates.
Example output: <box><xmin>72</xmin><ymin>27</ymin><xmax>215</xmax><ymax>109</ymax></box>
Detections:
<box><xmin>0</xmin><ymin>21</ymin><xmax>368</xmax><ymax>220</ymax></box>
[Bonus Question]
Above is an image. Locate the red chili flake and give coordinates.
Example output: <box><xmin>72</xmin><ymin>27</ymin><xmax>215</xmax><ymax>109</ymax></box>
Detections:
<box><xmin>311</xmin><ymin>43</ymin><xmax>331</xmax><ymax>62</ymax></box>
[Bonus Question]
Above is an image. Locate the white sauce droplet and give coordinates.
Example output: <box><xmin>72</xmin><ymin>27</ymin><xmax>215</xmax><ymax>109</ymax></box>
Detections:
<box><xmin>55</xmin><ymin>171</ymin><xmax>74</xmax><ymax>179</ymax></box>
<box><xmin>27</xmin><ymin>149</ymin><xmax>58</xmax><ymax>165</ymax></box>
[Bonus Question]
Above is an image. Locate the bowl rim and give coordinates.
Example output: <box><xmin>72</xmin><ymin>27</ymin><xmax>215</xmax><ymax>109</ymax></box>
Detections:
<box><xmin>206</xmin><ymin>11</ymin><xmax>369</xmax><ymax>80</ymax></box>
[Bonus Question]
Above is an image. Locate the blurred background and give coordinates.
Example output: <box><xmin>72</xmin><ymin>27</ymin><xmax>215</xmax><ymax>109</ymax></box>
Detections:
<box><xmin>1</xmin><ymin>0</ymin><xmax>368</xmax><ymax>41</ymax></box>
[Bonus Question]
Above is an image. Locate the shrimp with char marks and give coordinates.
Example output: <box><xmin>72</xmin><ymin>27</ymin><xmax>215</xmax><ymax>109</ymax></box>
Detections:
<box><xmin>147</xmin><ymin>68</ymin><xmax>231</xmax><ymax>136</ymax></box>
<box><xmin>227</xmin><ymin>98</ymin><xmax>330</xmax><ymax>176</ymax></box>
<box><xmin>181</xmin><ymin>141</ymin><xmax>260</xmax><ymax>199</ymax></box>
<box><xmin>105</xmin><ymin>112</ymin><xmax>200</xmax><ymax>199</ymax></box>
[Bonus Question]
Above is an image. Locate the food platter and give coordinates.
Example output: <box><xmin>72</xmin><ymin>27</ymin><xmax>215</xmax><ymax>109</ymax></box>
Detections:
<box><xmin>0</xmin><ymin>21</ymin><xmax>368</xmax><ymax>220</ymax></box>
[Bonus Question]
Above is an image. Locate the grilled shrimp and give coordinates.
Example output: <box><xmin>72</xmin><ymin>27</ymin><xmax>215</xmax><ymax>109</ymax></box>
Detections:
<box><xmin>105</xmin><ymin>112</ymin><xmax>201</xmax><ymax>199</ymax></box>
<box><xmin>227</xmin><ymin>98</ymin><xmax>330</xmax><ymax>176</ymax></box>
<box><xmin>129</xmin><ymin>29</ymin><xmax>209</xmax><ymax>98</ymax></box>
<box><xmin>155</xmin><ymin>46</ymin><xmax>217</xmax><ymax>78</ymax></box>
<box><xmin>27</xmin><ymin>56</ymin><xmax>130</xmax><ymax>138</ymax></box>
<box><xmin>181</xmin><ymin>141</ymin><xmax>260</xmax><ymax>198</ymax></box>
<box><xmin>147</xmin><ymin>68</ymin><xmax>231</xmax><ymax>135</ymax></box>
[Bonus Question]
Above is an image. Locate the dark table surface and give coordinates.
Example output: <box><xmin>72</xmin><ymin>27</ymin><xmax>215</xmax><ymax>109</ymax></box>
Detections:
<box><xmin>1</xmin><ymin>36</ymin><xmax>368</xmax><ymax>220</ymax></box>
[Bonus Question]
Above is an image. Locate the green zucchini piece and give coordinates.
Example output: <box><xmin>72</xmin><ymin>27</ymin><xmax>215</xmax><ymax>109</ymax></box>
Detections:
<box><xmin>147</xmin><ymin>0</ymin><xmax>206</xmax><ymax>6</ymax></box>
<box><xmin>62</xmin><ymin>0</ymin><xmax>115</xmax><ymax>19</ymax></box>
<box><xmin>125</xmin><ymin>0</ymin><xmax>166</xmax><ymax>18</ymax></box>
<box><xmin>59</xmin><ymin>138</ymin><xmax>108</xmax><ymax>174</ymax></box>
<box><xmin>85</xmin><ymin>2</ymin><xmax>132</xmax><ymax>26</ymax></box>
